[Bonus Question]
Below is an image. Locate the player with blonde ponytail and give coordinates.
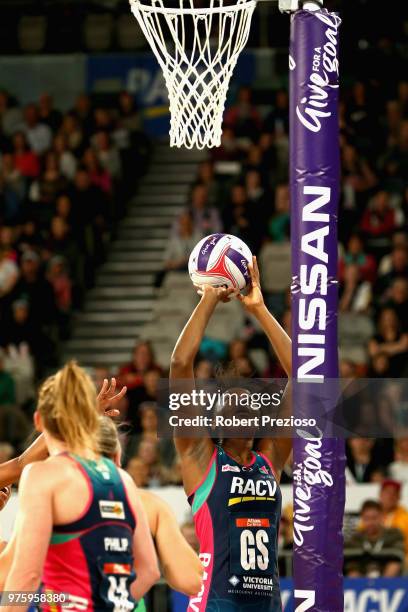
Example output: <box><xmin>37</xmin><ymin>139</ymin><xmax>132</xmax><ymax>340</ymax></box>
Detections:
<box><xmin>1</xmin><ymin>361</ymin><xmax>160</xmax><ymax>612</ymax></box>
<box><xmin>37</xmin><ymin>361</ymin><xmax>100</xmax><ymax>454</ymax></box>
<box><xmin>0</xmin><ymin>369</ymin><xmax>126</xmax><ymax>488</ymax></box>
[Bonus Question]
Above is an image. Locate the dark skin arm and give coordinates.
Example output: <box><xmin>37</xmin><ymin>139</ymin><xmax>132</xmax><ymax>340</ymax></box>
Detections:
<box><xmin>0</xmin><ymin>378</ymin><xmax>126</xmax><ymax>488</ymax></box>
<box><xmin>238</xmin><ymin>257</ymin><xmax>292</xmax><ymax>480</ymax></box>
<box><xmin>170</xmin><ymin>286</ymin><xmax>236</xmax><ymax>495</ymax></box>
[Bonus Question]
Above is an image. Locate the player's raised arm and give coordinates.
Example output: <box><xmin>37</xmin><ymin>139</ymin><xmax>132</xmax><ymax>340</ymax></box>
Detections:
<box><xmin>170</xmin><ymin>285</ymin><xmax>236</xmax><ymax>492</ymax></box>
<box><xmin>0</xmin><ymin>435</ymin><xmax>48</xmax><ymax>489</ymax></box>
<box><xmin>170</xmin><ymin>285</ymin><xmax>235</xmax><ymax>378</ymax></box>
<box><xmin>237</xmin><ymin>256</ymin><xmax>291</xmax><ymax>377</ymax></box>
<box><xmin>238</xmin><ymin>256</ymin><xmax>292</xmax><ymax>478</ymax></box>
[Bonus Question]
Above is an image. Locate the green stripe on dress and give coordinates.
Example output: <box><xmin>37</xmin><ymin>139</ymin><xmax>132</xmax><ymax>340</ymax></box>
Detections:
<box><xmin>50</xmin><ymin>531</ymin><xmax>83</xmax><ymax>545</ymax></box>
<box><xmin>135</xmin><ymin>598</ymin><xmax>146</xmax><ymax>612</ymax></box>
<box><xmin>192</xmin><ymin>458</ymin><xmax>217</xmax><ymax>516</ymax></box>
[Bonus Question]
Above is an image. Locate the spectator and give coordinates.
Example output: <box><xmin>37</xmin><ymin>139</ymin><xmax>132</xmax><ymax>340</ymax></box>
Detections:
<box><xmin>28</xmin><ymin>151</ymin><xmax>68</xmax><ymax>227</ymax></box>
<box><xmin>265</xmin><ymin>89</ymin><xmax>289</xmax><ymax>136</ymax></box>
<box><xmin>0</xmin><ymin>153</ymin><xmax>26</xmax><ymax>223</ymax></box>
<box><xmin>378</xmin><ymin>232</ymin><xmax>408</xmax><ymax>274</ymax></box>
<box><xmin>71</xmin><ymin>94</ymin><xmax>93</xmax><ymax>139</ymax></box>
<box><xmin>223</xmin><ymin>184</ymin><xmax>261</xmax><ymax>251</ymax></box>
<box><xmin>43</xmin><ymin>217</ymin><xmax>79</xmax><ymax>278</ymax></box>
<box><xmin>368</xmin><ymin>308</ymin><xmax>408</xmax><ymax>376</ymax></box>
<box><xmin>117</xmin><ymin>91</ymin><xmax>142</xmax><ymax>134</ymax></box>
<box><xmin>0</xmin><ymin>349</ymin><xmax>16</xmax><ymax>406</ymax></box>
<box><xmin>93</xmin><ymin>130</ymin><xmax>122</xmax><ymax>181</ymax></box>
<box><xmin>133</xmin><ymin>438</ymin><xmax>169</xmax><ymax>487</ymax></box>
<box><xmin>245</xmin><ymin>169</ymin><xmax>268</xmax><ymax>224</ymax></box>
<box><xmin>369</xmin><ymin>352</ymin><xmax>391</xmax><ymax>378</ymax></box>
<box><xmin>211</xmin><ymin>127</ymin><xmax>241</xmax><ymax>162</ymax></box>
<box><xmin>12</xmin><ymin>131</ymin><xmax>40</xmax><ymax>179</ymax></box>
<box><xmin>380</xmin><ymin>479</ymin><xmax>408</xmax><ymax>559</ymax></box>
<box><xmin>38</xmin><ymin>93</ymin><xmax>62</xmax><ymax>132</ymax></box>
<box><xmin>0</xmin><ymin>91</ymin><xmax>23</xmax><ymax>137</ymax></box>
<box><xmin>339</xmin><ymin>233</ymin><xmax>376</xmax><ymax>283</ymax></box>
<box><xmin>196</xmin><ymin>160</ymin><xmax>218</xmax><ymax>205</ymax></box>
<box><xmin>224</xmin><ymin>86</ymin><xmax>262</xmax><ymax>141</ymax></box>
<box><xmin>187</xmin><ymin>183</ymin><xmax>222</xmax><ymax>235</ymax></box>
<box><xmin>22</xmin><ymin>103</ymin><xmax>52</xmax><ymax>155</ymax></box>
<box><xmin>384</xmin><ymin>278</ymin><xmax>408</xmax><ymax>331</ymax></box>
<box><xmin>126</xmin><ymin>402</ymin><xmax>174</xmax><ymax>468</ymax></box>
<box><xmin>376</xmin><ymin>246</ymin><xmax>408</xmax><ymax>299</ymax></box>
<box><xmin>83</xmin><ymin>147</ymin><xmax>112</xmax><ymax>195</ymax></box>
<box><xmin>127</xmin><ymin>368</ymin><xmax>161</xmax><ymax>428</ymax></box>
<box><xmin>345</xmin><ymin>500</ymin><xmax>404</xmax><ymax>577</ymax></box>
<box><xmin>52</xmin><ymin>133</ymin><xmax>77</xmax><ymax>180</ymax></box>
<box><xmin>68</xmin><ymin>167</ymin><xmax>108</xmax><ymax>274</ymax></box>
<box><xmin>46</xmin><ymin>256</ymin><xmax>72</xmax><ymax>337</ymax></box>
<box><xmin>388</xmin><ymin>439</ymin><xmax>408</xmax><ymax>482</ymax></box>
<box><xmin>0</xmin><ymin>299</ymin><xmax>39</xmax><ymax>355</ymax></box>
<box><xmin>11</xmin><ymin>250</ymin><xmax>56</xmax><ymax>333</ymax></box>
<box><xmin>268</xmin><ymin>184</ymin><xmax>290</xmax><ymax>243</ymax></box>
<box><xmin>346</xmin><ymin>82</ymin><xmax>375</xmax><ymax>149</ymax></box>
<box><xmin>341</xmin><ymin>143</ymin><xmax>377</xmax><ymax>211</ymax></box>
<box><xmin>158</xmin><ymin>211</ymin><xmax>202</xmax><ymax>286</ymax></box>
<box><xmin>0</xmin><ymin>247</ymin><xmax>19</xmax><ymax>300</ymax></box>
<box><xmin>360</xmin><ymin>190</ymin><xmax>398</xmax><ymax>250</ymax></box>
<box><xmin>339</xmin><ymin>264</ymin><xmax>372</xmax><ymax>313</ymax></box>
<box><xmin>381</xmin><ymin>120</ymin><xmax>408</xmax><ymax>189</ymax></box>
<box><xmin>0</xmin><ymin>226</ymin><xmax>16</xmax><ymax>261</ymax></box>
<box><xmin>54</xmin><ymin>193</ymin><xmax>74</xmax><ymax>226</ymax></box>
<box><xmin>119</xmin><ymin>341</ymin><xmax>161</xmax><ymax>391</ymax></box>
<box><xmin>346</xmin><ymin>438</ymin><xmax>385</xmax><ymax>483</ymax></box>
<box><xmin>59</xmin><ymin>113</ymin><xmax>83</xmax><ymax>154</ymax></box>
<box><xmin>194</xmin><ymin>359</ymin><xmax>214</xmax><ymax>380</ymax></box>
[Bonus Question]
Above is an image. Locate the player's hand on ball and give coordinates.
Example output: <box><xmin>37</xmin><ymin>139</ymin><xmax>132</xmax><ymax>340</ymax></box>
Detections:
<box><xmin>237</xmin><ymin>256</ymin><xmax>264</xmax><ymax>311</ymax></box>
<box><xmin>97</xmin><ymin>377</ymin><xmax>127</xmax><ymax>417</ymax></box>
<box><xmin>198</xmin><ymin>284</ymin><xmax>238</xmax><ymax>303</ymax></box>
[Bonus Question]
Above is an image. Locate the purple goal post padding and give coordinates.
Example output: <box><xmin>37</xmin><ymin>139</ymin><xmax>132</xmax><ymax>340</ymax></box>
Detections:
<box><xmin>289</xmin><ymin>9</ymin><xmax>345</xmax><ymax>612</ymax></box>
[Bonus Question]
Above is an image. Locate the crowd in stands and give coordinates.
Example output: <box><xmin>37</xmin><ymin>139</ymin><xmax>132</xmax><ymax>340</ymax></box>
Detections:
<box><xmin>1</xmin><ymin>72</ymin><xmax>408</xmax><ymax>579</ymax></box>
<box><xmin>0</xmin><ymin>90</ymin><xmax>149</xmax><ymax>450</ymax></box>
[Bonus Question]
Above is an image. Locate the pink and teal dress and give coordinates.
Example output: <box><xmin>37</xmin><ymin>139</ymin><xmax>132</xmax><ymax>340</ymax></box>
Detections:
<box><xmin>40</xmin><ymin>454</ymin><xmax>137</xmax><ymax>611</ymax></box>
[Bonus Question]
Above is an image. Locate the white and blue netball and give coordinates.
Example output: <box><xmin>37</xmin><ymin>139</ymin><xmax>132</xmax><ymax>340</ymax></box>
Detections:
<box><xmin>188</xmin><ymin>233</ymin><xmax>252</xmax><ymax>290</ymax></box>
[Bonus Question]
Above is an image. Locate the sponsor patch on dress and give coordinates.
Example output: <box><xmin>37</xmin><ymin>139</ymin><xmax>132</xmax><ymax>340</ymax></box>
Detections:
<box><xmin>235</xmin><ymin>518</ymin><xmax>270</xmax><ymax>527</ymax></box>
<box><xmin>222</xmin><ymin>464</ymin><xmax>241</xmax><ymax>473</ymax></box>
<box><xmin>99</xmin><ymin>500</ymin><xmax>125</xmax><ymax>519</ymax></box>
<box><xmin>103</xmin><ymin>563</ymin><xmax>131</xmax><ymax>575</ymax></box>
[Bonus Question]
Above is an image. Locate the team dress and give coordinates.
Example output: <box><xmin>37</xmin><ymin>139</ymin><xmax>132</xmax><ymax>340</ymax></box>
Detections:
<box><xmin>188</xmin><ymin>445</ymin><xmax>282</xmax><ymax>612</ymax></box>
<box><xmin>40</xmin><ymin>453</ymin><xmax>137</xmax><ymax>612</ymax></box>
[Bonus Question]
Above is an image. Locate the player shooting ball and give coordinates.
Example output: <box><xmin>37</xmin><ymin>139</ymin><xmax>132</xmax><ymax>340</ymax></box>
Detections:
<box><xmin>171</xmin><ymin>255</ymin><xmax>291</xmax><ymax>612</ymax></box>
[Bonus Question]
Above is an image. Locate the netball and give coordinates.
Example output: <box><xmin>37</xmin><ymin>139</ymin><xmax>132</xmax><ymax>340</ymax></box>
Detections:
<box><xmin>188</xmin><ymin>233</ymin><xmax>253</xmax><ymax>290</ymax></box>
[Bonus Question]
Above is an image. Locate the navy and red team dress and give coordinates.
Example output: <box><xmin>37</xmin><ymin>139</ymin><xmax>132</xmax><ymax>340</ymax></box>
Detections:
<box><xmin>188</xmin><ymin>445</ymin><xmax>282</xmax><ymax>612</ymax></box>
<box><xmin>40</xmin><ymin>454</ymin><xmax>136</xmax><ymax>612</ymax></box>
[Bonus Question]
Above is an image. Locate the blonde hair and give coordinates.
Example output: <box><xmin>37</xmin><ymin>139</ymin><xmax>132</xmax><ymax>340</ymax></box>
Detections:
<box><xmin>38</xmin><ymin>360</ymin><xmax>99</xmax><ymax>453</ymax></box>
<box><xmin>98</xmin><ymin>416</ymin><xmax>120</xmax><ymax>459</ymax></box>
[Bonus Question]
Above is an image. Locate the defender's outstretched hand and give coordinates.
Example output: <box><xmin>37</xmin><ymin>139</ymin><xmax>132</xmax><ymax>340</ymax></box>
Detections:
<box><xmin>97</xmin><ymin>378</ymin><xmax>127</xmax><ymax>417</ymax></box>
<box><xmin>237</xmin><ymin>256</ymin><xmax>264</xmax><ymax>312</ymax></box>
